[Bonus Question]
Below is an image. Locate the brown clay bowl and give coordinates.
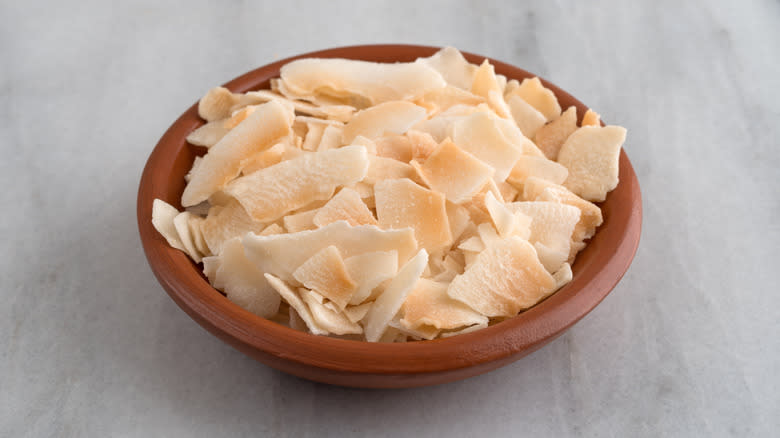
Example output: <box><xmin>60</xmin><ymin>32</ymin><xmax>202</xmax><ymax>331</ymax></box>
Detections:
<box><xmin>137</xmin><ymin>44</ymin><xmax>642</xmax><ymax>388</ymax></box>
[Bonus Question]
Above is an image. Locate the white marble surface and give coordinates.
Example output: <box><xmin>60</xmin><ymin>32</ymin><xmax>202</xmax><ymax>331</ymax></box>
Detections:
<box><xmin>2</xmin><ymin>0</ymin><xmax>778</xmax><ymax>436</ymax></box>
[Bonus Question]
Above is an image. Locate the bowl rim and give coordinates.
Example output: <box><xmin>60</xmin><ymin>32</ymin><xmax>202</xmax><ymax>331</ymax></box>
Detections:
<box><xmin>137</xmin><ymin>44</ymin><xmax>642</xmax><ymax>377</ymax></box>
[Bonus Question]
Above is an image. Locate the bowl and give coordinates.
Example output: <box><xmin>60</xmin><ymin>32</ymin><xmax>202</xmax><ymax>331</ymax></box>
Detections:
<box><xmin>137</xmin><ymin>44</ymin><xmax>642</xmax><ymax>388</ymax></box>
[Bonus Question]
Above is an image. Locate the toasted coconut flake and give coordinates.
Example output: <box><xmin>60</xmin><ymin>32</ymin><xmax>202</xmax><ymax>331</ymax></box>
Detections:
<box><xmin>507</xmin><ymin>155</ymin><xmax>569</xmax><ymax>189</ymax></box>
<box><xmin>173</xmin><ymin>211</ymin><xmax>204</xmax><ymax>263</ymax></box>
<box><xmin>451</xmin><ymin>111</ymin><xmax>524</xmax><ymax>181</ymax></box>
<box><xmin>218</xmin><ymin>238</ymin><xmax>281</xmax><ymax>318</ymax></box>
<box><xmin>581</xmin><ymin>109</ymin><xmax>601</xmax><ymax>127</ymax></box>
<box><xmin>344</xmin><ymin>251</ymin><xmax>399</xmax><ymax>305</ymax></box>
<box><xmin>201</xmin><ymin>200</ymin><xmax>266</xmax><ymax>255</ymax></box>
<box><xmin>537</xmin><ymin>189</ymin><xmax>600</xmax><ymax>241</ymax></box>
<box><xmin>511</xmin><ymin>77</ymin><xmax>561</xmax><ymax>121</ymax></box>
<box><xmin>375</xmin><ymin>178</ymin><xmax>452</xmax><ymax>254</ymax></box>
<box><xmin>428</xmin><ymin>252</ymin><xmax>451</xmax><ymax>278</ymax></box>
<box><xmin>246</xmin><ymin>89</ymin><xmax>355</xmax><ymax>122</ymax></box>
<box><xmin>447</xmin><ymin>237</ymin><xmax>556</xmax><ymax>317</ymax></box>
<box><xmin>458</xmin><ymin>236</ymin><xmax>485</xmax><ymax>253</ymax></box>
<box><xmin>512</xmin><ymin>211</ymin><xmax>533</xmax><ymax>241</ymax></box>
<box><xmin>187</xmin><ymin>214</ymin><xmax>209</xmax><ymax>257</ymax></box>
<box><xmin>259</xmin><ymin>223</ymin><xmax>284</xmax><ymax>236</ymax></box>
<box><xmin>299</xmin><ymin>289</ymin><xmax>363</xmax><ymax>335</ymax></box>
<box><xmin>522</xmin><ymin>177</ymin><xmax>603</xmax><ymax>242</ymax></box>
<box><xmin>240</xmin><ymin>142</ymin><xmax>286</xmax><ymax>175</ymax></box>
<box><xmin>280</xmin><ymin>143</ymin><xmax>305</xmax><ymax>162</ymax></box>
<box><xmin>198</xmin><ymin>87</ymin><xmax>236</xmax><ymax>122</ymax></box>
<box><xmin>506</xmin><ymin>93</ymin><xmax>546</xmax><ymax>139</ymax></box>
<box><xmin>496</xmin><ymin>74</ymin><xmax>507</xmax><ymax>92</ymax></box>
<box><xmin>390</xmin><ymin>319</ymin><xmax>440</xmax><ymax>340</ymax></box>
<box><xmin>295</xmin><ymin>115</ymin><xmax>344</xmax><ymax>127</ymax></box>
<box><xmin>243</xmin><ymin>220</ymin><xmax>417</xmax><ymax>284</ymax></box>
<box><xmin>401</xmin><ymin>278</ymin><xmax>487</xmax><ymax>330</ymax></box>
<box><xmin>343</xmin><ymin>101</ymin><xmax>427</xmax><ymax>144</ymax></box>
<box><xmin>417</xmin><ymin>86</ymin><xmax>484</xmax><ymax>115</ymax></box>
<box><xmin>350</xmin><ymin>135</ymin><xmax>377</xmax><ymax>155</ymax></box>
<box><xmin>232</xmin><ymin>93</ymin><xmax>276</xmax><ymax>113</ymax></box>
<box><xmin>487</xmin><ymin>90</ymin><xmax>512</xmax><ymax>119</ymax></box>
<box><xmin>508</xmin><ymin>201</ymin><xmax>581</xmax><ymax>272</ymax></box>
<box><xmin>477</xmin><ymin>222</ymin><xmax>503</xmax><ymax>249</ymax></box>
<box><xmin>225</xmin><ymin>145</ymin><xmax>369</xmax><ymax>222</ymax></box>
<box><xmin>182</xmin><ymin>100</ymin><xmax>293</xmax><ymax>206</ymax></box>
<box><xmin>521</xmin><ymin>176</ymin><xmax>564</xmax><ymax>201</ymax></box>
<box><xmin>301</xmin><ymin>123</ymin><xmax>325</xmax><ymax>151</ymax></box>
<box><xmin>264</xmin><ymin>274</ymin><xmax>327</xmax><ymax>335</ymax></box>
<box><xmin>471</xmin><ymin>60</ymin><xmax>500</xmax><ymax>101</ymax></box>
<box><xmin>445</xmin><ymin>202</ymin><xmax>471</xmax><ymax>244</ymax></box>
<box><xmin>291</xmin><ymin>118</ymin><xmax>308</xmax><ymax>139</ymax></box>
<box><xmin>151</xmin><ymin>199</ymin><xmax>186</xmax><ymax>252</ymax></box>
<box><xmin>282</xmin><ymin>208</ymin><xmax>318</xmax><ymax>233</ymax></box>
<box><xmin>406</xmin><ymin>130</ymin><xmax>438</xmax><ymax>161</ymax></box>
<box><xmin>553</xmin><ymin>262</ymin><xmax>573</xmax><ymax>290</ymax></box>
<box><xmin>313</xmin><ymin>187</ymin><xmax>376</xmax><ymax>228</ymax></box>
<box><xmin>344</xmin><ymin>302</ymin><xmax>373</xmax><ymax>323</ymax></box>
<box><xmin>410</xmin><ymin>115</ymin><xmax>458</xmax><ymax>143</ymax></box>
<box><xmin>274</xmin><ymin>76</ymin><xmax>356</xmax><ymax>107</ymax></box>
<box><xmin>224</xmin><ymin>105</ymin><xmax>258</xmax><ymax>129</ymax></box>
<box><xmin>558</xmin><ymin>125</ymin><xmax>626</xmax><ymax>202</ymax></box>
<box><xmin>414</xmin><ymin>97</ymin><xmax>438</xmax><ymax>115</ymax></box>
<box><xmin>445</xmin><ymin>250</ymin><xmax>466</xmax><ymax>271</ymax></box>
<box><xmin>280</xmin><ymin>58</ymin><xmax>446</xmax><ymax>105</ymax></box>
<box><xmin>364</xmin><ymin>249</ymin><xmax>428</xmax><ymax>342</ymax></box>
<box><xmin>349</xmin><ymin>181</ymin><xmax>375</xmax><ymax>207</ymax></box>
<box><xmin>462</xmin><ymin>249</ymin><xmax>479</xmax><ymax>269</ymax></box>
<box><xmin>363</xmin><ymin>155</ymin><xmax>418</xmax><ymax>185</ymax></box>
<box><xmin>477</xmin><ymin>188</ymin><xmax>531</xmax><ymax>241</ymax></box>
<box><xmin>461</xmin><ymin>200</ymin><xmax>490</xmax><ymax>227</ymax></box>
<box><xmin>461</xmin><ymin>177</ymin><xmax>502</xmax><ymax>225</ymax></box>
<box><xmin>495</xmin><ymin>181</ymin><xmax>519</xmax><ymax>202</ymax></box>
<box><xmin>432</xmin><ymin>266</ymin><xmax>459</xmax><ymax>283</ymax></box>
<box><xmin>373</xmin><ymin>134</ymin><xmax>414</xmax><ymax>162</ymax></box>
<box><xmin>409</xmin><ymin>103</ymin><xmax>478</xmax><ymax>141</ymax></box>
<box><xmin>187</xmin><ymin>119</ymin><xmax>230</xmax><ymax>148</ymax></box>
<box><xmin>470</xmin><ymin>60</ymin><xmax>511</xmax><ymax>118</ymax></box>
<box><xmin>418</xmin><ymin>47</ymin><xmax>478</xmax><ymax>90</ymax></box>
<box><xmin>414</xmin><ymin>139</ymin><xmax>494</xmax><ymax>204</ymax></box>
<box><xmin>504</xmin><ymin>79</ymin><xmax>520</xmax><ymax>97</ymax></box>
<box><xmin>184</xmin><ymin>157</ymin><xmax>203</xmax><ymax>184</ymax></box>
<box><xmin>495</xmin><ymin>117</ymin><xmax>545</xmax><ymax>159</ymax></box>
<box><xmin>202</xmin><ymin>255</ymin><xmax>221</xmax><ymax>285</ymax></box>
<box><xmin>484</xmin><ymin>191</ymin><xmax>523</xmax><ymax>239</ymax></box>
<box><xmin>535</xmin><ymin>106</ymin><xmax>578</xmax><ymax>160</ymax></box>
<box><xmin>317</xmin><ymin>124</ymin><xmax>344</xmax><ymax>151</ymax></box>
<box><xmin>292</xmin><ymin>245</ymin><xmax>356</xmax><ymax>309</ymax></box>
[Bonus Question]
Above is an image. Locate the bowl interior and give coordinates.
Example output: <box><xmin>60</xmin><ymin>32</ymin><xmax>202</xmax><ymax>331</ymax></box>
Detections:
<box><xmin>137</xmin><ymin>44</ymin><xmax>642</xmax><ymax>383</ymax></box>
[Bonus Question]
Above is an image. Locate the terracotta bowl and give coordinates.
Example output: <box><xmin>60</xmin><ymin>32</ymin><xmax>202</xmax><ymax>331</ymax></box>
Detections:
<box><xmin>137</xmin><ymin>44</ymin><xmax>642</xmax><ymax>388</ymax></box>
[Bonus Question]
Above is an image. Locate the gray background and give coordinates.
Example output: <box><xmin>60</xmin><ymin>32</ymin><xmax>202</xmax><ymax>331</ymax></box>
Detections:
<box><xmin>2</xmin><ymin>0</ymin><xmax>778</xmax><ymax>436</ymax></box>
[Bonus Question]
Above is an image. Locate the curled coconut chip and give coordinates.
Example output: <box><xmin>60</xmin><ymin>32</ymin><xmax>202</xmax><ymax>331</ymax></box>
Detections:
<box><xmin>182</xmin><ymin>100</ymin><xmax>293</xmax><ymax>206</ymax></box>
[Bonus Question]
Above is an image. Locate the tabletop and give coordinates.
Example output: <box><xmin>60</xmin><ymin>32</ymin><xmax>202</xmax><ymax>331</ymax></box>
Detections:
<box><xmin>2</xmin><ymin>0</ymin><xmax>778</xmax><ymax>436</ymax></box>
